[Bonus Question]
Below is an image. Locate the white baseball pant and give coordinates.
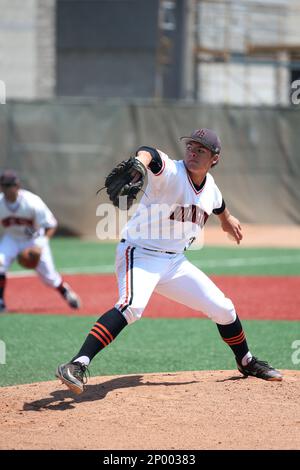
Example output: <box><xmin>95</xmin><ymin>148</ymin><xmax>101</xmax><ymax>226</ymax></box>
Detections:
<box><xmin>0</xmin><ymin>234</ymin><xmax>62</xmax><ymax>287</ymax></box>
<box><xmin>114</xmin><ymin>241</ymin><xmax>236</xmax><ymax>325</ymax></box>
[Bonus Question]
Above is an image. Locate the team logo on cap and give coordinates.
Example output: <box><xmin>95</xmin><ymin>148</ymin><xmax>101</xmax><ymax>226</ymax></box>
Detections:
<box><xmin>195</xmin><ymin>129</ymin><xmax>206</xmax><ymax>138</ymax></box>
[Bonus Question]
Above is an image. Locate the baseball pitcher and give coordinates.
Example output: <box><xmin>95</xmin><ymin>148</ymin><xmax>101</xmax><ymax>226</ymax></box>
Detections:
<box><xmin>0</xmin><ymin>170</ymin><xmax>81</xmax><ymax>312</ymax></box>
<box><xmin>56</xmin><ymin>128</ymin><xmax>282</xmax><ymax>394</ymax></box>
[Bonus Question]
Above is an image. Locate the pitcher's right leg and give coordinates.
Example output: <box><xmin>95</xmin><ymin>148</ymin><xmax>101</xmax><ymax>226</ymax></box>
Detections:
<box><xmin>56</xmin><ymin>307</ymin><xmax>127</xmax><ymax>394</ymax></box>
<box><xmin>56</xmin><ymin>243</ymin><xmax>163</xmax><ymax>394</ymax></box>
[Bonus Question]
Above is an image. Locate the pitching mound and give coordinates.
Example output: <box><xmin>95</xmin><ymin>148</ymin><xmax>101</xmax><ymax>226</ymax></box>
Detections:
<box><xmin>1</xmin><ymin>370</ymin><xmax>299</xmax><ymax>450</ymax></box>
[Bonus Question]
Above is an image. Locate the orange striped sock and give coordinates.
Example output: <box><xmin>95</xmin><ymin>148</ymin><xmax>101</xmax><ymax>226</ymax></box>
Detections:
<box><xmin>217</xmin><ymin>316</ymin><xmax>250</xmax><ymax>362</ymax></box>
<box><xmin>89</xmin><ymin>322</ymin><xmax>114</xmax><ymax>348</ymax></box>
<box><xmin>72</xmin><ymin>307</ymin><xmax>127</xmax><ymax>363</ymax></box>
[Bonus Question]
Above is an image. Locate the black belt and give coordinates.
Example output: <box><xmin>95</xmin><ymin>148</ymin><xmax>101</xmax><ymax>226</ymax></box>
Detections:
<box><xmin>120</xmin><ymin>239</ymin><xmax>177</xmax><ymax>255</ymax></box>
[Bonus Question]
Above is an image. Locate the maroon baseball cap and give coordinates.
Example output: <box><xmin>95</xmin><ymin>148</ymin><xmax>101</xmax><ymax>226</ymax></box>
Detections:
<box><xmin>0</xmin><ymin>170</ymin><xmax>20</xmax><ymax>186</ymax></box>
<box><xmin>180</xmin><ymin>128</ymin><xmax>221</xmax><ymax>154</ymax></box>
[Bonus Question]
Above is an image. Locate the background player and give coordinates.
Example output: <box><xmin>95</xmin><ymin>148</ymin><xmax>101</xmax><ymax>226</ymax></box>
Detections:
<box><xmin>56</xmin><ymin>128</ymin><xmax>282</xmax><ymax>394</ymax></box>
<box><xmin>0</xmin><ymin>170</ymin><xmax>81</xmax><ymax>312</ymax></box>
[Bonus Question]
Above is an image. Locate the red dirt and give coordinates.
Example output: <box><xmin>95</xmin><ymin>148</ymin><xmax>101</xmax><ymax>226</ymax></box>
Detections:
<box><xmin>1</xmin><ymin>370</ymin><xmax>299</xmax><ymax>450</ymax></box>
<box><xmin>5</xmin><ymin>274</ymin><xmax>300</xmax><ymax>320</ymax></box>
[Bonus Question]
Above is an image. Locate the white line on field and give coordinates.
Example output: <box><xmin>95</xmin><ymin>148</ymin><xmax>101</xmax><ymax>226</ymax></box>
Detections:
<box><xmin>7</xmin><ymin>265</ymin><xmax>115</xmax><ymax>278</ymax></box>
<box><xmin>193</xmin><ymin>255</ymin><xmax>300</xmax><ymax>268</ymax></box>
<box><xmin>7</xmin><ymin>254</ymin><xmax>300</xmax><ymax>278</ymax></box>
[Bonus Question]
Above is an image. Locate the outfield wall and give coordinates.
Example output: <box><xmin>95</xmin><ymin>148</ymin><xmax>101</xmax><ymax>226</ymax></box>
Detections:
<box><xmin>0</xmin><ymin>100</ymin><xmax>299</xmax><ymax>236</ymax></box>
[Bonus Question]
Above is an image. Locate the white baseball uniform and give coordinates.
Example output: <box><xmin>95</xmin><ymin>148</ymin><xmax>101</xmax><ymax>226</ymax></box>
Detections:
<box><xmin>115</xmin><ymin>150</ymin><xmax>236</xmax><ymax>325</ymax></box>
<box><xmin>0</xmin><ymin>189</ymin><xmax>62</xmax><ymax>287</ymax></box>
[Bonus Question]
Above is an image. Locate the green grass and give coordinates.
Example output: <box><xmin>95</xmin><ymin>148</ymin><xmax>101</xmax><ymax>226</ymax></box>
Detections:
<box><xmin>186</xmin><ymin>246</ymin><xmax>300</xmax><ymax>276</ymax></box>
<box><xmin>0</xmin><ymin>314</ymin><xmax>299</xmax><ymax>387</ymax></box>
<box><xmin>9</xmin><ymin>238</ymin><xmax>300</xmax><ymax>276</ymax></box>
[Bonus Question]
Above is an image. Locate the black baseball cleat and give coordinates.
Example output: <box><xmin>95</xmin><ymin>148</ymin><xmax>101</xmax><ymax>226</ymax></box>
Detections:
<box><xmin>0</xmin><ymin>300</ymin><xmax>7</xmax><ymax>313</ymax></box>
<box><xmin>56</xmin><ymin>362</ymin><xmax>89</xmax><ymax>394</ymax></box>
<box><xmin>61</xmin><ymin>283</ymin><xmax>81</xmax><ymax>309</ymax></box>
<box><xmin>236</xmin><ymin>356</ymin><xmax>283</xmax><ymax>381</ymax></box>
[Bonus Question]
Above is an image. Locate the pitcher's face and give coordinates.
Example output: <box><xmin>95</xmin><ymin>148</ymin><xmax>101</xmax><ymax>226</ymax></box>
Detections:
<box><xmin>184</xmin><ymin>141</ymin><xmax>218</xmax><ymax>173</ymax></box>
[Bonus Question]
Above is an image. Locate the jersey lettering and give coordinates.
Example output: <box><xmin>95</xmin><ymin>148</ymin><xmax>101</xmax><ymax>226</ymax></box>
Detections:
<box><xmin>169</xmin><ymin>205</ymin><xmax>208</xmax><ymax>227</ymax></box>
<box><xmin>2</xmin><ymin>216</ymin><xmax>34</xmax><ymax>228</ymax></box>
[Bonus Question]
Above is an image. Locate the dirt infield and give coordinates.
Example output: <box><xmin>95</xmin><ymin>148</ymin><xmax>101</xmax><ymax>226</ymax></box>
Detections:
<box><xmin>1</xmin><ymin>370</ymin><xmax>299</xmax><ymax>450</ymax></box>
<box><xmin>5</xmin><ymin>274</ymin><xmax>300</xmax><ymax>320</ymax></box>
<box><xmin>203</xmin><ymin>224</ymin><xmax>300</xmax><ymax>247</ymax></box>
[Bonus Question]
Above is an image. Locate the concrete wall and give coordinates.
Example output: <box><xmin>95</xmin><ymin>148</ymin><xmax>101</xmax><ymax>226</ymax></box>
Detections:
<box><xmin>0</xmin><ymin>0</ymin><xmax>55</xmax><ymax>99</ymax></box>
<box><xmin>1</xmin><ymin>0</ymin><xmax>299</xmax><ymax>104</ymax></box>
<box><xmin>198</xmin><ymin>63</ymin><xmax>277</xmax><ymax>105</ymax></box>
<box><xmin>197</xmin><ymin>0</ymin><xmax>300</xmax><ymax>106</ymax></box>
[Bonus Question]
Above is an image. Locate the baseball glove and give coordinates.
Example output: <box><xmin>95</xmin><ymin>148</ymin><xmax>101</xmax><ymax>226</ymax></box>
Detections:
<box><xmin>104</xmin><ymin>157</ymin><xmax>147</xmax><ymax>209</ymax></box>
<box><xmin>17</xmin><ymin>246</ymin><xmax>42</xmax><ymax>269</ymax></box>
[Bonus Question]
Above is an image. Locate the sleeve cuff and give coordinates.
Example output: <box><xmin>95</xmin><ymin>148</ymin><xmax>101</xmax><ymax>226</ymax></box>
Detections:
<box><xmin>136</xmin><ymin>146</ymin><xmax>163</xmax><ymax>175</ymax></box>
<box><xmin>213</xmin><ymin>199</ymin><xmax>226</xmax><ymax>215</ymax></box>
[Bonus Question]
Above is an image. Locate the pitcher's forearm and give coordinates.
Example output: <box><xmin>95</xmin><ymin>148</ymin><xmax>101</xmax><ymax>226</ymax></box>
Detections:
<box><xmin>217</xmin><ymin>208</ymin><xmax>231</xmax><ymax>224</ymax></box>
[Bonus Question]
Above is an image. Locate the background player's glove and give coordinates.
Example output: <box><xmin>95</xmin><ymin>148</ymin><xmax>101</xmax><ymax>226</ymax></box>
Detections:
<box><xmin>104</xmin><ymin>157</ymin><xmax>147</xmax><ymax>209</ymax></box>
<box><xmin>17</xmin><ymin>246</ymin><xmax>42</xmax><ymax>269</ymax></box>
